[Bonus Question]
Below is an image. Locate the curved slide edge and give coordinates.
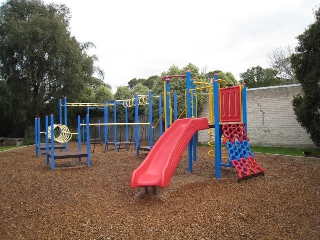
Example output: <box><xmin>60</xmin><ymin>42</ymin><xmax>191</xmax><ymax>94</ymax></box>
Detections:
<box><xmin>130</xmin><ymin>117</ymin><xmax>209</xmax><ymax>188</ymax></box>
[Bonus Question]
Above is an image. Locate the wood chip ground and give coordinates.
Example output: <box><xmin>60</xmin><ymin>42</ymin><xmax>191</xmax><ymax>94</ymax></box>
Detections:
<box><xmin>0</xmin><ymin>142</ymin><xmax>319</xmax><ymax>239</ymax></box>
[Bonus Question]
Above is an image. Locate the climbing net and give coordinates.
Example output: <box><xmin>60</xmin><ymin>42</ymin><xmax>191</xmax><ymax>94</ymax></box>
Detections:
<box><xmin>222</xmin><ymin>123</ymin><xmax>265</xmax><ymax>181</ymax></box>
<box><xmin>47</xmin><ymin>124</ymin><xmax>74</xmax><ymax>143</ymax></box>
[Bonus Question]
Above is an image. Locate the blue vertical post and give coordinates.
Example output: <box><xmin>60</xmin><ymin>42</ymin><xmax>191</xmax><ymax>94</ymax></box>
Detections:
<box><xmin>186</xmin><ymin>71</ymin><xmax>192</xmax><ymax>118</ymax></box>
<box><xmin>164</xmin><ymin>79</ymin><xmax>170</xmax><ymax>129</ymax></box>
<box><xmin>63</xmin><ymin>97</ymin><xmax>68</xmax><ymax>151</ymax></box>
<box><xmin>64</xmin><ymin>97</ymin><xmax>67</xmax><ymax>126</ymax></box>
<box><xmin>148</xmin><ymin>90</ymin><xmax>153</xmax><ymax>149</ymax></box>
<box><xmin>86</xmin><ymin>114</ymin><xmax>91</xmax><ymax>167</ymax></box>
<box><xmin>50</xmin><ymin>114</ymin><xmax>55</xmax><ymax>170</ymax></box>
<box><xmin>113</xmin><ymin>99</ymin><xmax>117</xmax><ymax>150</ymax></box>
<box><xmin>159</xmin><ymin>95</ymin><xmax>163</xmax><ymax>136</ymax></box>
<box><xmin>77</xmin><ymin>115</ymin><xmax>82</xmax><ymax>167</ymax></box>
<box><xmin>125</xmin><ymin>105</ymin><xmax>128</xmax><ymax>142</ymax></box>
<box><xmin>37</xmin><ymin>118</ymin><xmax>41</xmax><ymax>156</ymax></box>
<box><xmin>82</xmin><ymin>119</ymin><xmax>85</xmax><ymax>144</ymax></box>
<box><xmin>104</xmin><ymin>105</ymin><xmax>108</xmax><ymax>146</ymax></box>
<box><xmin>34</xmin><ymin>118</ymin><xmax>37</xmax><ymax>154</ymax></box>
<box><xmin>78</xmin><ymin>115</ymin><xmax>81</xmax><ymax>153</ymax></box>
<box><xmin>186</xmin><ymin>70</ymin><xmax>193</xmax><ymax>172</ymax></box>
<box><xmin>45</xmin><ymin>116</ymin><xmax>49</xmax><ymax>164</ymax></box>
<box><xmin>173</xmin><ymin>91</ymin><xmax>178</xmax><ymax>121</ymax></box>
<box><xmin>98</xmin><ymin>119</ymin><xmax>101</xmax><ymax>141</ymax></box>
<box><xmin>134</xmin><ymin>94</ymin><xmax>139</xmax><ymax>155</ymax></box>
<box><xmin>59</xmin><ymin>99</ymin><xmax>62</xmax><ymax>125</ymax></box>
<box><xmin>242</xmin><ymin>83</ymin><xmax>248</xmax><ymax>133</ymax></box>
<box><xmin>213</xmin><ymin>74</ymin><xmax>221</xmax><ymax>178</ymax></box>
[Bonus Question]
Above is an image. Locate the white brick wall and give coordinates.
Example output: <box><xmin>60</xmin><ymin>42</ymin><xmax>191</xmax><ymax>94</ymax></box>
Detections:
<box><xmin>198</xmin><ymin>84</ymin><xmax>316</xmax><ymax>148</ymax></box>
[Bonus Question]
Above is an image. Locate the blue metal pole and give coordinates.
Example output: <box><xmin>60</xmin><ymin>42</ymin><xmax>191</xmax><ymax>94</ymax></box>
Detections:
<box><xmin>82</xmin><ymin>119</ymin><xmax>85</xmax><ymax>144</ymax></box>
<box><xmin>98</xmin><ymin>119</ymin><xmax>101</xmax><ymax>141</ymax></box>
<box><xmin>149</xmin><ymin>90</ymin><xmax>153</xmax><ymax>149</ymax></box>
<box><xmin>104</xmin><ymin>106</ymin><xmax>109</xmax><ymax>149</ymax></box>
<box><xmin>186</xmin><ymin>70</ymin><xmax>193</xmax><ymax>172</ymax></box>
<box><xmin>173</xmin><ymin>91</ymin><xmax>177</xmax><ymax>121</ymax></box>
<box><xmin>159</xmin><ymin>95</ymin><xmax>163</xmax><ymax>136</ymax></box>
<box><xmin>59</xmin><ymin>99</ymin><xmax>62</xmax><ymax>125</ymax></box>
<box><xmin>86</xmin><ymin>114</ymin><xmax>91</xmax><ymax>167</ymax></box>
<box><xmin>34</xmin><ymin>118</ymin><xmax>37</xmax><ymax>154</ymax></box>
<box><xmin>242</xmin><ymin>83</ymin><xmax>248</xmax><ymax>133</ymax></box>
<box><xmin>64</xmin><ymin>97</ymin><xmax>67</xmax><ymax>126</ymax></box>
<box><xmin>50</xmin><ymin>114</ymin><xmax>55</xmax><ymax>170</ymax></box>
<box><xmin>213</xmin><ymin>74</ymin><xmax>221</xmax><ymax>178</ymax></box>
<box><xmin>45</xmin><ymin>116</ymin><xmax>49</xmax><ymax>164</ymax></box>
<box><xmin>165</xmin><ymin>79</ymin><xmax>170</xmax><ymax>129</ymax></box>
<box><xmin>78</xmin><ymin>115</ymin><xmax>81</xmax><ymax>152</ymax></box>
<box><xmin>104</xmin><ymin>105</ymin><xmax>108</xmax><ymax>147</ymax></box>
<box><xmin>63</xmin><ymin>97</ymin><xmax>68</xmax><ymax>151</ymax></box>
<box><xmin>125</xmin><ymin>104</ymin><xmax>128</xmax><ymax>142</ymax></box>
<box><xmin>135</xmin><ymin>94</ymin><xmax>139</xmax><ymax>155</ymax></box>
<box><xmin>114</xmin><ymin>99</ymin><xmax>117</xmax><ymax>150</ymax></box>
<box><xmin>37</xmin><ymin>118</ymin><xmax>41</xmax><ymax>156</ymax></box>
<box><xmin>186</xmin><ymin>71</ymin><xmax>192</xmax><ymax>118</ymax></box>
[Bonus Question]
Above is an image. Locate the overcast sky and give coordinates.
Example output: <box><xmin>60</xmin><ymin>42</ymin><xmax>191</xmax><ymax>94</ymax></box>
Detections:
<box><xmin>2</xmin><ymin>0</ymin><xmax>319</xmax><ymax>92</ymax></box>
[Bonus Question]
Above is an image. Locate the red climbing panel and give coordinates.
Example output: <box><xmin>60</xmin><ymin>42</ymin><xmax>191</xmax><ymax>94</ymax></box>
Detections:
<box><xmin>231</xmin><ymin>156</ymin><xmax>265</xmax><ymax>182</ymax></box>
<box><xmin>221</xmin><ymin>123</ymin><xmax>249</xmax><ymax>144</ymax></box>
<box><xmin>220</xmin><ymin>86</ymin><xmax>241</xmax><ymax>122</ymax></box>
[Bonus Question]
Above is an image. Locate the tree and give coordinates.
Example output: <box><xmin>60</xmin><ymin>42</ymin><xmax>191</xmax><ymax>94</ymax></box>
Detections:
<box><xmin>132</xmin><ymin>83</ymin><xmax>149</xmax><ymax>95</ymax></box>
<box><xmin>114</xmin><ymin>86</ymin><xmax>132</xmax><ymax>101</ymax></box>
<box><xmin>114</xmin><ymin>86</ymin><xmax>135</xmax><ymax>122</ymax></box>
<box><xmin>291</xmin><ymin>6</ymin><xmax>320</xmax><ymax>147</ymax></box>
<box><xmin>127</xmin><ymin>78</ymin><xmax>139</xmax><ymax>89</ymax></box>
<box><xmin>268</xmin><ymin>46</ymin><xmax>297</xmax><ymax>84</ymax></box>
<box><xmin>240</xmin><ymin>66</ymin><xmax>282</xmax><ymax>88</ymax></box>
<box><xmin>0</xmin><ymin>0</ymin><xmax>101</xmax><ymax>137</ymax></box>
<box><xmin>94</xmin><ymin>85</ymin><xmax>113</xmax><ymax>103</ymax></box>
<box><xmin>128</xmin><ymin>76</ymin><xmax>158</xmax><ymax>90</ymax></box>
<box><xmin>204</xmin><ymin>70</ymin><xmax>238</xmax><ymax>87</ymax></box>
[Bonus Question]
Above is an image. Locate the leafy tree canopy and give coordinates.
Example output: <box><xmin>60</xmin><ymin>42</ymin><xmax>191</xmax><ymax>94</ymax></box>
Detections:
<box><xmin>0</xmin><ymin>0</ymin><xmax>103</xmax><ymax>137</ymax></box>
<box><xmin>239</xmin><ymin>66</ymin><xmax>282</xmax><ymax>88</ymax></box>
<box><xmin>205</xmin><ymin>70</ymin><xmax>238</xmax><ymax>87</ymax></box>
<box><xmin>291</xmin><ymin>6</ymin><xmax>320</xmax><ymax>146</ymax></box>
<box><xmin>94</xmin><ymin>85</ymin><xmax>113</xmax><ymax>103</ymax></box>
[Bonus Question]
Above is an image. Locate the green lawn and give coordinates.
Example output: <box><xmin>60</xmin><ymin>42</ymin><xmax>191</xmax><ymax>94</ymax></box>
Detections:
<box><xmin>0</xmin><ymin>146</ymin><xmax>21</xmax><ymax>151</ymax></box>
<box><xmin>1</xmin><ymin>144</ymin><xmax>319</xmax><ymax>157</ymax></box>
<box><xmin>198</xmin><ymin>143</ymin><xmax>320</xmax><ymax>157</ymax></box>
<box><xmin>250</xmin><ymin>146</ymin><xmax>306</xmax><ymax>156</ymax></box>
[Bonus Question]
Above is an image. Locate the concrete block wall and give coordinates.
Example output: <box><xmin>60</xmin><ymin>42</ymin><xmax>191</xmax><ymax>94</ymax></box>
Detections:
<box><xmin>198</xmin><ymin>84</ymin><xmax>316</xmax><ymax>148</ymax></box>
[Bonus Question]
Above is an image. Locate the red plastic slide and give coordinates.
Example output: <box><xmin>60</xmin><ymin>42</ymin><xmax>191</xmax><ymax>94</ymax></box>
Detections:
<box><xmin>130</xmin><ymin>117</ymin><xmax>209</xmax><ymax>188</ymax></box>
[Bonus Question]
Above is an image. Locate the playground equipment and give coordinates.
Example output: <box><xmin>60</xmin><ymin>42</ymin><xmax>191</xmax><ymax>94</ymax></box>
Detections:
<box><xmin>57</xmin><ymin>92</ymin><xmax>162</xmax><ymax>154</ymax></box>
<box><xmin>35</xmin><ymin>118</ymin><xmax>67</xmax><ymax>156</ymax></box>
<box><xmin>45</xmin><ymin>115</ymin><xmax>91</xmax><ymax>170</ymax></box>
<box><xmin>131</xmin><ymin>71</ymin><xmax>265</xmax><ymax>193</ymax></box>
<box><xmin>131</xmin><ymin>117</ymin><xmax>209</xmax><ymax>194</ymax></box>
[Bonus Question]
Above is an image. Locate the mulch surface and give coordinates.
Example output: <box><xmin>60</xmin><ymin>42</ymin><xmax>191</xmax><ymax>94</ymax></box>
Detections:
<box><xmin>0</xmin><ymin>142</ymin><xmax>319</xmax><ymax>239</ymax></box>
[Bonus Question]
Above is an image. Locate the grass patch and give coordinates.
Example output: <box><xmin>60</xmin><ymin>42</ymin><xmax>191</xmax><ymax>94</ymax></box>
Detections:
<box><xmin>250</xmin><ymin>146</ymin><xmax>306</xmax><ymax>156</ymax></box>
<box><xmin>198</xmin><ymin>143</ymin><xmax>320</xmax><ymax>157</ymax></box>
<box><xmin>0</xmin><ymin>146</ymin><xmax>21</xmax><ymax>151</ymax></box>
